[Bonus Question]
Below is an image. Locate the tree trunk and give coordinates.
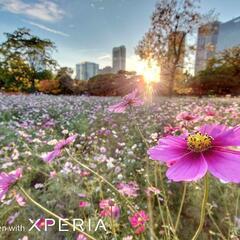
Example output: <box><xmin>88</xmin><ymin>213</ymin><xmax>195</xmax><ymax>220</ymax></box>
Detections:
<box><xmin>168</xmin><ymin>67</ymin><xmax>176</xmax><ymax>97</ymax></box>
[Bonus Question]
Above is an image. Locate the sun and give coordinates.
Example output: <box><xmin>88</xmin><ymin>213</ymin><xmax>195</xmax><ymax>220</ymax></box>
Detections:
<box><xmin>143</xmin><ymin>65</ymin><xmax>160</xmax><ymax>83</ymax></box>
<box><xmin>135</xmin><ymin>60</ymin><xmax>160</xmax><ymax>83</ymax></box>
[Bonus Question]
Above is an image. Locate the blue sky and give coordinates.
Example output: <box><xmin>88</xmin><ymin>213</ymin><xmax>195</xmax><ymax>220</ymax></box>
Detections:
<box><xmin>0</xmin><ymin>0</ymin><xmax>240</xmax><ymax>72</ymax></box>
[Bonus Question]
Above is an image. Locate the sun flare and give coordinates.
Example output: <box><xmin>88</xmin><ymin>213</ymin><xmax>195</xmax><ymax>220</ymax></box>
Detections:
<box><xmin>135</xmin><ymin>60</ymin><xmax>160</xmax><ymax>83</ymax></box>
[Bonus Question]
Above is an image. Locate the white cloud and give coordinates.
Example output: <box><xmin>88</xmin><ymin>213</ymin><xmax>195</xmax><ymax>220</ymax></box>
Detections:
<box><xmin>98</xmin><ymin>54</ymin><xmax>111</xmax><ymax>60</ymax></box>
<box><xmin>0</xmin><ymin>0</ymin><xmax>64</xmax><ymax>22</ymax></box>
<box><xmin>24</xmin><ymin>20</ymin><xmax>69</xmax><ymax>37</ymax></box>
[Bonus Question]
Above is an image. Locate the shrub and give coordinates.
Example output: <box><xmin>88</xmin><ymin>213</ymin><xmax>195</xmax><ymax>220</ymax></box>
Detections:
<box><xmin>188</xmin><ymin>46</ymin><xmax>240</xmax><ymax>96</ymax></box>
<box><xmin>88</xmin><ymin>73</ymin><xmax>144</xmax><ymax>96</ymax></box>
<box><xmin>35</xmin><ymin>79</ymin><xmax>61</xmax><ymax>94</ymax></box>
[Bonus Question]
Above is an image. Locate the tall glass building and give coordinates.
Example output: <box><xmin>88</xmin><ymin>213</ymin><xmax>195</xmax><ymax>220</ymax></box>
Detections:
<box><xmin>217</xmin><ymin>16</ymin><xmax>240</xmax><ymax>52</ymax></box>
<box><xmin>76</xmin><ymin>62</ymin><xmax>99</xmax><ymax>80</ymax></box>
<box><xmin>112</xmin><ymin>46</ymin><xmax>126</xmax><ymax>73</ymax></box>
<box><xmin>195</xmin><ymin>21</ymin><xmax>220</xmax><ymax>74</ymax></box>
<box><xmin>195</xmin><ymin>16</ymin><xmax>240</xmax><ymax>74</ymax></box>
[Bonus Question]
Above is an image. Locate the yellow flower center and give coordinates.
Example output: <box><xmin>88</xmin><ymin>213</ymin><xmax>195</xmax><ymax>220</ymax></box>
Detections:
<box><xmin>187</xmin><ymin>132</ymin><xmax>213</xmax><ymax>152</ymax></box>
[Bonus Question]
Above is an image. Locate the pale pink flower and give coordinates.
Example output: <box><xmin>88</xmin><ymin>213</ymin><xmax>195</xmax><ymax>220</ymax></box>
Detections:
<box><xmin>100</xmin><ymin>147</ymin><xmax>107</xmax><ymax>153</ymax></box>
<box><xmin>78</xmin><ymin>193</ymin><xmax>87</xmax><ymax>198</ymax></box>
<box><xmin>42</xmin><ymin>135</ymin><xmax>77</xmax><ymax>163</ymax></box>
<box><xmin>80</xmin><ymin>170</ymin><xmax>91</xmax><ymax>177</ymax></box>
<box><xmin>117</xmin><ymin>181</ymin><xmax>139</xmax><ymax>198</ymax></box>
<box><xmin>108</xmin><ymin>89</ymin><xmax>143</xmax><ymax>113</ymax></box>
<box><xmin>99</xmin><ymin>199</ymin><xmax>120</xmax><ymax>219</ymax></box>
<box><xmin>0</xmin><ymin>168</ymin><xmax>22</xmax><ymax>200</ymax></box>
<box><xmin>163</xmin><ymin>124</ymin><xmax>181</xmax><ymax>136</ymax></box>
<box><xmin>176</xmin><ymin>111</ymin><xmax>198</xmax><ymax>122</ymax></box>
<box><xmin>122</xmin><ymin>236</ymin><xmax>133</xmax><ymax>240</ymax></box>
<box><xmin>21</xmin><ymin>236</ymin><xmax>28</xmax><ymax>240</ymax></box>
<box><xmin>50</xmin><ymin>171</ymin><xmax>57</xmax><ymax>178</ymax></box>
<box><xmin>204</xmin><ymin>105</ymin><xmax>216</xmax><ymax>116</ymax></box>
<box><xmin>15</xmin><ymin>193</ymin><xmax>26</xmax><ymax>206</ymax></box>
<box><xmin>76</xmin><ymin>234</ymin><xmax>87</xmax><ymax>240</ymax></box>
<box><xmin>7</xmin><ymin>212</ymin><xmax>20</xmax><ymax>224</ymax></box>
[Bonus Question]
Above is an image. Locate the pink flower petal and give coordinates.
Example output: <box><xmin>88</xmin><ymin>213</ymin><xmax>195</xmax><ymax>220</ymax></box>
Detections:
<box><xmin>200</xmin><ymin>124</ymin><xmax>228</xmax><ymax>138</ymax></box>
<box><xmin>123</xmin><ymin>89</ymin><xmax>138</xmax><ymax>101</ymax></box>
<box><xmin>65</xmin><ymin>134</ymin><xmax>77</xmax><ymax>145</ymax></box>
<box><xmin>42</xmin><ymin>149</ymin><xmax>61</xmax><ymax>163</ymax></box>
<box><xmin>0</xmin><ymin>189</ymin><xmax>7</xmax><ymax>200</ymax></box>
<box><xmin>148</xmin><ymin>136</ymin><xmax>189</xmax><ymax>163</ymax></box>
<box><xmin>148</xmin><ymin>146</ymin><xmax>189</xmax><ymax>163</ymax></box>
<box><xmin>199</xmin><ymin>124</ymin><xmax>240</xmax><ymax>146</ymax></box>
<box><xmin>205</xmin><ymin>148</ymin><xmax>240</xmax><ymax>183</ymax></box>
<box><xmin>157</xmin><ymin>135</ymin><xmax>187</xmax><ymax>148</ymax></box>
<box><xmin>214</xmin><ymin>128</ymin><xmax>240</xmax><ymax>147</ymax></box>
<box><xmin>108</xmin><ymin>102</ymin><xmax>127</xmax><ymax>113</ymax></box>
<box><xmin>108</xmin><ymin>89</ymin><xmax>143</xmax><ymax>113</ymax></box>
<box><xmin>166</xmin><ymin>152</ymin><xmax>208</xmax><ymax>182</ymax></box>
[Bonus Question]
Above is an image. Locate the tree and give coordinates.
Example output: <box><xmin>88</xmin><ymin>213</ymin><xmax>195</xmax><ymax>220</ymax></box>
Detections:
<box><xmin>0</xmin><ymin>28</ymin><xmax>57</xmax><ymax>90</ymax></box>
<box><xmin>56</xmin><ymin>67</ymin><xmax>73</xmax><ymax>79</ymax></box>
<box><xmin>55</xmin><ymin>67</ymin><xmax>74</xmax><ymax>93</ymax></box>
<box><xmin>188</xmin><ymin>46</ymin><xmax>240</xmax><ymax>95</ymax></box>
<box><xmin>35</xmin><ymin>70</ymin><xmax>54</xmax><ymax>80</ymax></box>
<box><xmin>1</xmin><ymin>28</ymin><xmax>57</xmax><ymax>71</ymax></box>
<box><xmin>0</xmin><ymin>56</ymin><xmax>33</xmax><ymax>92</ymax></box>
<box><xmin>136</xmin><ymin>0</ymin><xmax>205</xmax><ymax>96</ymax></box>
<box><xmin>35</xmin><ymin>79</ymin><xmax>61</xmax><ymax>94</ymax></box>
<box><xmin>88</xmin><ymin>73</ymin><xmax>144</xmax><ymax>96</ymax></box>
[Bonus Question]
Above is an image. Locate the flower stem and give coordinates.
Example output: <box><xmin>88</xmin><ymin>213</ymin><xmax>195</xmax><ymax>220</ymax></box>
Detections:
<box><xmin>207</xmin><ymin>208</ymin><xmax>227</xmax><ymax>240</ymax></box>
<box><xmin>135</xmin><ymin>124</ymin><xmax>149</xmax><ymax>148</ymax></box>
<box><xmin>175</xmin><ymin>182</ymin><xmax>187</xmax><ymax>232</ymax></box>
<box><xmin>191</xmin><ymin>175</ymin><xmax>209</xmax><ymax>240</ymax></box>
<box><xmin>235</xmin><ymin>189</ymin><xmax>240</xmax><ymax>218</ymax></box>
<box><xmin>154</xmin><ymin>164</ymin><xmax>169</xmax><ymax>239</ymax></box>
<box><xmin>18</xmin><ymin>186</ymin><xmax>96</xmax><ymax>240</ymax></box>
<box><xmin>157</xmin><ymin>167</ymin><xmax>177</xmax><ymax>238</ymax></box>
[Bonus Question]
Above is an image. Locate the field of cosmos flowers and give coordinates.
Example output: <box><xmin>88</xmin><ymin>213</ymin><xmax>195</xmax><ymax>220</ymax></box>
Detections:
<box><xmin>0</xmin><ymin>92</ymin><xmax>240</xmax><ymax>240</ymax></box>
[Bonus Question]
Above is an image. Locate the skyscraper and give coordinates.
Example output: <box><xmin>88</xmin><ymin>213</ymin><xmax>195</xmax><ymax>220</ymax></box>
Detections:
<box><xmin>112</xmin><ymin>46</ymin><xmax>126</xmax><ymax>73</ymax></box>
<box><xmin>195</xmin><ymin>17</ymin><xmax>240</xmax><ymax>74</ymax></box>
<box><xmin>76</xmin><ymin>62</ymin><xmax>99</xmax><ymax>80</ymax></box>
<box><xmin>217</xmin><ymin>16</ymin><xmax>240</xmax><ymax>52</ymax></box>
<box><xmin>195</xmin><ymin>21</ymin><xmax>220</xmax><ymax>74</ymax></box>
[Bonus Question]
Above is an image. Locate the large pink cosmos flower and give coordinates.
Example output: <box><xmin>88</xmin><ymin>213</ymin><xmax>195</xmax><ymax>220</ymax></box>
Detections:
<box><xmin>108</xmin><ymin>89</ymin><xmax>143</xmax><ymax>113</ymax></box>
<box><xmin>0</xmin><ymin>168</ymin><xmax>22</xmax><ymax>200</ymax></box>
<box><xmin>42</xmin><ymin>135</ymin><xmax>77</xmax><ymax>163</ymax></box>
<box><xmin>148</xmin><ymin>124</ymin><xmax>240</xmax><ymax>182</ymax></box>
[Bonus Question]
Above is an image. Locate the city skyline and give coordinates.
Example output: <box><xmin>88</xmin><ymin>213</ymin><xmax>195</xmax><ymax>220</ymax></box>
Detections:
<box><xmin>75</xmin><ymin>45</ymin><xmax>126</xmax><ymax>80</ymax></box>
<box><xmin>0</xmin><ymin>0</ymin><xmax>240</xmax><ymax>73</ymax></box>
